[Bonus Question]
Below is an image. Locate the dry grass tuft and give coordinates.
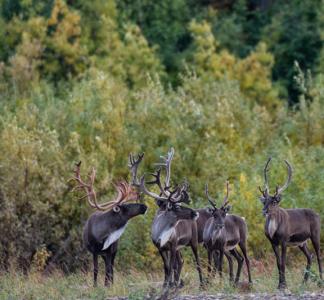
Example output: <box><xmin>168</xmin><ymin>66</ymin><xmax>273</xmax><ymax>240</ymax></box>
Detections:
<box><xmin>0</xmin><ymin>260</ymin><xmax>322</xmax><ymax>299</ymax></box>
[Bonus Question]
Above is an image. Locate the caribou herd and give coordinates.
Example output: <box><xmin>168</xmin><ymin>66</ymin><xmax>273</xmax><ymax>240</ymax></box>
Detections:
<box><xmin>70</xmin><ymin>148</ymin><xmax>322</xmax><ymax>290</ymax></box>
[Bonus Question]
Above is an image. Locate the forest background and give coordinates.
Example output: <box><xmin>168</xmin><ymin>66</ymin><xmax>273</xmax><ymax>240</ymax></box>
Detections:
<box><xmin>0</xmin><ymin>0</ymin><xmax>323</xmax><ymax>275</ymax></box>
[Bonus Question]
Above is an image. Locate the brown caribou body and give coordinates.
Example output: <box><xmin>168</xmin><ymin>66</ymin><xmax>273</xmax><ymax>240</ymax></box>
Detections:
<box><xmin>203</xmin><ymin>182</ymin><xmax>252</xmax><ymax>284</ymax></box>
<box><xmin>259</xmin><ymin>158</ymin><xmax>322</xmax><ymax>289</ymax></box>
<box><xmin>129</xmin><ymin>149</ymin><xmax>203</xmax><ymax>287</ymax></box>
<box><xmin>70</xmin><ymin>162</ymin><xmax>147</xmax><ymax>287</ymax></box>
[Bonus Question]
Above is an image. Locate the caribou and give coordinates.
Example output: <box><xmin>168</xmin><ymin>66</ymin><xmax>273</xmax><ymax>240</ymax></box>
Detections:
<box><xmin>129</xmin><ymin>148</ymin><xmax>203</xmax><ymax>288</ymax></box>
<box><xmin>69</xmin><ymin>161</ymin><xmax>147</xmax><ymax>287</ymax></box>
<box><xmin>259</xmin><ymin>158</ymin><xmax>322</xmax><ymax>289</ymax></box>
<box><xmin>196</xmin><ymin>204</ymin><xmax>224</xmax><ymax>274</ymax></box>
<box><xmin>203</xmin><ymin>181</ymin><xmax>252</xmax><ymax>285</ymax></box>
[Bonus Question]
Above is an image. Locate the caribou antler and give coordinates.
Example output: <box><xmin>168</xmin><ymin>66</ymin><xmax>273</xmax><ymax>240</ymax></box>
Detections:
<box><xmin>205</xmin><ymin>183</ymin><xmax>217</xmax><ymax>209</ymax></box>
<box><xmin>168</xmin><ymin>184</ymin><xmax>187</xmax><ymax>203</ymax></box>
<box><xmin>221</xmin><ymin>181</ymin><xmax>230</xmax><ymax>208</ymax></box>
<box><xmin>128</xmin><ymin>151</ymin><xmax>170</xmax><ymax>202</ymax></box>
<box><xmin>130</xmin><ymin>148</ymin><xmax>189</xmax><ymax>205</ymax></box>
<box><xmin>259</xmin><ymin>157</ymin><xmax>271</xmax><ymax>196</ymax></box>
<box><xmin>276</xmin><ymin>160</ymin><xmax>292</xmax><ymax>195</ymax></box>
<box><xmin>146</xmin><ymin>167</ymin><xmax>167</xmax><ymax>196</ymax></box>
<box><xmin>139</xmin><ymin>175</ymin><xmax>169</xmax><ymax>202</ymax></box>
<box><xmin>155</xmin><ymin>147</ymin><xmax>174</xmax><ymax>191</ymax></box>
<box><xmin>69</xmin><ymin>162</ymin><xmax>136</xmax><ymax>211</ymax></box>
<box><xmin>205</xmin><ymin>181</ymin><xmax>230</xmax><ymax>209</ymax></box>
<box><xmin>128</xmin><ymin>152</ymin><xmax>144</xmax><ymax>187</ymax></box>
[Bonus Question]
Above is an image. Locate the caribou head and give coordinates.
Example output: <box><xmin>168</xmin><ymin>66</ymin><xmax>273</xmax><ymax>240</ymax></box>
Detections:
<box><xmin>204</xmin><ymin>181</ymin><xmax>230</xmax><ymax>236</ymax></box>
<box><xmin>258</xmin><ymin>157</ymin><xmax>292</xmax><ymax>216</ymax></box>
<box><xmin>128</xmin><ymin>149</ymin><xmax>196</xmax><ymax>247</ymax></box>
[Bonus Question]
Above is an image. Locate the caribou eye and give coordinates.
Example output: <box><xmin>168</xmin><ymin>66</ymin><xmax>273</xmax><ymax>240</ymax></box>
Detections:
<box><xmin>207</xmin><ymin>207</ymin><xmax>213</xmax><ymax>214</ymax></box>
<box><xmin>113</xmin><ymin>206</ymin><xmax>121</xmax><ymax>213</ymax></box>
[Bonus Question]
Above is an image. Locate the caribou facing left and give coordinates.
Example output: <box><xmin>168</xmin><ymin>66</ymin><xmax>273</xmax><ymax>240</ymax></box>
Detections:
<box><xmin>69</xmin><ymin>161</ymin><xmax>147</xmax><ymax>287</ymax></box>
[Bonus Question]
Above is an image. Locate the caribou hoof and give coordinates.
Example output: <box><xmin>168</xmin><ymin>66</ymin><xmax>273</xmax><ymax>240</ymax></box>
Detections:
<box><xmin>178</xmin><ymin>279</ymin><xmax>185</xmax><ymax>288</ymax></box>
<box><xmin>277</xmin><ymin>282</ymin><xmax>287</xmax><ymax>290</ymax></box>
<box><xmin>200</xmin><ymin>278</ymin><xmax>209</xmax><ymax>287</ymax></box>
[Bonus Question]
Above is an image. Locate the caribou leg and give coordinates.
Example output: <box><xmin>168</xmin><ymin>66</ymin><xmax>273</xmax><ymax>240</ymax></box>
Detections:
<box><xmin>239</xmin><ymin>241</ymin><xmax>252</xmax><ymax>283</ymax></box>
<box><xmin>279</xmin><ymin>243</ymin><xmax>287</xmax><ymax>289</ymax></box>
<box><xmin>218</xmin><ymin>249</ymin><xmax>224</xmax><ymax>279</ymax></box>
<box><xmin>213</xmin><ymin>250</ymin><xmax>219</xmax><ymax>276</ymax></box>
<box><xmin>190</xmin><ymin>244</ymin><xmax>203</xmax><ymax>286</ymax></box>
<box><xmin>299</xmin><ymin>243</ymin><xmax>312</xmax><ymax>283</ymax></box>
<box><xmin>169</xmin><ymin>245</ymin><xmax>177</xmax><ymax>287</ymax></box>
<box><xmin>271</xmin><ymin>243</ymin><xmax>283</xmax><ymax>289</ymax></box>
<box><xmin>159</xmin><ymin>250</ymin><xmax>171</xmax><ymax>287</ymax></box>
<box><xmin>102</xmin><ymin>253</ymin><xmax>113</xmax><ymax>286</ymax></box>
<box><xmin>207</xmin><ymin>249</ymin><xmax>213</xmax><ymax>277</ymax></box>
<box><xmin>230</xmin><ymin>249</ymin><xmax>244</xmax><ymax>284</ymax></box>
<box><xmin>110</xmin><ymin>242</ymin><xmax>118</xmax><ymax>283</ymax></box>
<box><xmin>311</xmin><ymin>234</ymin><xmax>323</xmax><ymax>281</ymax></box>
<box><xmin>225</xmin><ymin>251</ymin><xmax>234</xmax><ymax>282</ymax></box>
<box><xmin>93</xmin><ymin>253</ymin><xmax>98</xmax><ymax>287</ymax></box>
<box><xmin>174</xmin><ymin>251</ymin><xmax>184</xmax><ymax>287</ymax></box>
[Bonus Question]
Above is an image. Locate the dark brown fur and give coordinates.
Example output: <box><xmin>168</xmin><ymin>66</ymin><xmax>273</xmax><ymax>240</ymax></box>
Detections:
<box><xmin>259</xmin><ymin>158</ymin><xmax>322</xmax><ymax>289</ymax></box>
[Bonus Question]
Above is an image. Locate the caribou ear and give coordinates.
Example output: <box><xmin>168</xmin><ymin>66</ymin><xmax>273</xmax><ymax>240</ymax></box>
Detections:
<box><xmin>155</xmin><ymin>199</ymin><xmax>165</xmax><ymax>208</ymax></box>
<box><xmin>113</xmin><ymin>206</ymin><xmax>121</xmax><ymax>213</ymax></box>
<box><xmin>193</xmin><ymin>211</ymin><xmax>199</xmax><ymax>220</ymax></box>
<box><xmin>274</xmin><ymin>194</ymin><xmax>282</xmax><ymax>203</ymax></box>
<box><xmin>207</xmin><ymin>207</ymin><xmax>214</xmax><ymax>214</ymax></box>
<box><xmin>259</xmin><ymin>196</ymin><xmax>266</xmax><ymax>204</ymax></box>
<box><xmin>223</xmin><ymin>205</ymin><xmax>231</xmax><ymax>214</ymax></box>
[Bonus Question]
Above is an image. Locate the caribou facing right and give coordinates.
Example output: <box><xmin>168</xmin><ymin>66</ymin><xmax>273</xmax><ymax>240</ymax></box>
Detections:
<box><xmin>70</xmin><ymin>162</ymin><xmax>147</xmax><ymax>287</ymax></box>
<box><xmin>259</xmin><ymin>158</ymin><xmax>322</xmax><ymax>289</ymax></box>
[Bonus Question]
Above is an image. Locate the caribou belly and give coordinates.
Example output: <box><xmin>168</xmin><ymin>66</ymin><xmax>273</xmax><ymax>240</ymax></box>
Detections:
<box><xmin>287</xmin><ymin>241</ymin><xmax>307</xmax><ymax>247</ymax></box>
<box><xmin>225</xmin><ymin>244</ymin><xmax>237</xmax><ymax>251</ymax></box>
<box><xmin>287</xmin><ymin>233</ymin><xmax>309</xmax><ymax>247</ymax></box>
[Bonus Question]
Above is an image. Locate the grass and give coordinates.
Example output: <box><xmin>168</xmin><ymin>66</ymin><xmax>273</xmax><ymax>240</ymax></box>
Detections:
<box><xmin>0</xmin><ymin>258</ymin><xmax>322</xmax><ymax>300</ymax></box>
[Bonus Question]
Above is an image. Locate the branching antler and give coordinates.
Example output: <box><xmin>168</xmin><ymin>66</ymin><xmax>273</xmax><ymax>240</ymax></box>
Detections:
<box><xmin>139</xmin><ymin>175</ymin><xmax>169</xmax><ymax>202</ymax></box>
<box><xmin>128</xmin><ymin>153</ymin><xmax>144</xmax><ymax>187</ymax></box>
<box><xmin>155</xmin><ymin>147</ymin><xmax>174</xmax><ymax>191</ymax></box>
<box><xmin>129</xmin><ymin>148</ymin><xmax>189</xmax><ymax>205</ymax></box>
<box><xmin>146</xmin><ymin>167</ymin><xmax>167</xmax><ymax>196</ymax></box>
<box><xmin>69</xmin><ymin>161</ymin><xmax>136</xmax><ymax>211</ymax></box>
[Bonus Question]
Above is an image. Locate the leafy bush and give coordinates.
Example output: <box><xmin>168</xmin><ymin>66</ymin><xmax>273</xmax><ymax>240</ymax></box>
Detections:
<box><xmin>0</xmin><ymin>0</ymin><xmax>323</xmax><ymax>274</ymax></box>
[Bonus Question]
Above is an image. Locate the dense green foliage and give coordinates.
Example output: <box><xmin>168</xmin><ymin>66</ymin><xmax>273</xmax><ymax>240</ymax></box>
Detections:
<box><xmin>0</xmin><ymin>0</ymin><xmax>323</xmax><ymax>274</ymax></box>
